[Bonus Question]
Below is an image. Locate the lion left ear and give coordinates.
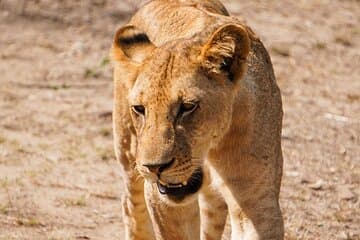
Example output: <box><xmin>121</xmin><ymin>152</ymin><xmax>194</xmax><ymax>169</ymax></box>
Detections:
<box><xmin>200</xmin><ymin>24</ymin><xmax>250</xmax><ymax>83</ymax></box>
<box><xmin>111</xmin><ymin>25</ymin><xmax>156</xmax><ymax>64</ymax></box>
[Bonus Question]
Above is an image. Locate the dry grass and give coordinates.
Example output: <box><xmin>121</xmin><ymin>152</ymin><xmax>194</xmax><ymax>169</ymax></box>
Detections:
<box><xmin>59</xmin><ymin>195</ymin><xmax>88</xmax><ymax>207</ymax></box>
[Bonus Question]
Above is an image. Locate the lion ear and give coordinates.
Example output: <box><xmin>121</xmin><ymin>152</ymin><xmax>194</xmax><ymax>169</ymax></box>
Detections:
<box><xmin>111</xmin><ymin>25</ymin><xmax>155</xmax><ymax>64</ymax></box>
<box><xmin>200</xmin><ymin>24</ymin><xmax>250</xmax><ymax>83</ymax></box>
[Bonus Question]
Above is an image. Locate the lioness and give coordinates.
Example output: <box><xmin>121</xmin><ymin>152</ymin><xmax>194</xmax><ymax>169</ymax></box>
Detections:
<box><xmin>111</xmin><ymin>0</ymin><xmax>284</xmax><ymax>239</ymax></box>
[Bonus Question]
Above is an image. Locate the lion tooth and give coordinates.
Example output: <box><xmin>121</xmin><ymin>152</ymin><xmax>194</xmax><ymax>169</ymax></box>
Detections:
<box><xmin>158</xmin><ymin>179</ymin><xmax>167</xmax><ymax>186</ymax></box>
<box><xmin>182</xmin><ymin>181</ymin><xmax>187</xmax><ymax>186</ymax></box>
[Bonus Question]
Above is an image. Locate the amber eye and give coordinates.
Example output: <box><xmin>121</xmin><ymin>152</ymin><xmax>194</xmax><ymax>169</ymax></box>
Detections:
<box><xmin>178</xmin><ymin>102</ymin><xmax>198</xmax><ymax>117</ymax></box>
<box><xmin>131</xmin><ymin>105</ymin><xmax>145</xmax><ymax>116</ymax></box>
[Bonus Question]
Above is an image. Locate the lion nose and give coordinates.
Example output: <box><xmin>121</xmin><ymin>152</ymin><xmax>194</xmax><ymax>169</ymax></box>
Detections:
<box><xmin>143</xmin><ymin>158</ymin><xmax>175</xmax><ymax>175</ymax></box>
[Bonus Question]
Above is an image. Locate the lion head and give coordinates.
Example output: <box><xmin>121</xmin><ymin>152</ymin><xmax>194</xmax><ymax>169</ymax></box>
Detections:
<box><xmin>112</xmin><ymin>23</ymin><xmax>250</xmax><ymax>202</ymax></box>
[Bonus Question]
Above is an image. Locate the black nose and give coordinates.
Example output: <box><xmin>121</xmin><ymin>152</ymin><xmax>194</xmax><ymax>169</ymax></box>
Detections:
<box><xmin>143</xmin><ymin>158</ymin><xmax>175</xmax><ymax>175</ymax></box>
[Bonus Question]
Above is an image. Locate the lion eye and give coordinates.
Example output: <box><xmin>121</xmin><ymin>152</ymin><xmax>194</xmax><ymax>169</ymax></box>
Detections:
<box><xmin>131</xmin><ymin>105</ymin><xmax>145</xmax><ymax>116</ymax></box>
<box><xmin>178</xmin><ymin>102</ymin><xmax>198</xmax><ymax>117</ymax></box>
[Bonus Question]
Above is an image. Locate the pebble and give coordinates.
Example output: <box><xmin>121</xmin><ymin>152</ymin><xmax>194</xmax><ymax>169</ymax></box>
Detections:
<box><xmin>309</xmin><ymin>179</ymin><xmax>325</xmax><ymax>190</ymax></box>
<box><xmin>338</xmin><ymin>231</ymin><xmax>348</xmax><ymax>240</ymax></box>
<box><xmin>286</xmin><ymin>171</ymin><xmax>300</xmax><ymax>177</ymax></box>
<box><xmin>337</xmin><ymin>185</ymin><xmax>356</xmax><ymax>201</ymax></box>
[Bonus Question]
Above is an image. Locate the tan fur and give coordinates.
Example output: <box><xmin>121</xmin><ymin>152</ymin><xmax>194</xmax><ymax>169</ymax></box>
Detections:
<box><xmin>112</xmin><ymin>0</ymin><xmax>284</xmax><ymax>239</ymax></box>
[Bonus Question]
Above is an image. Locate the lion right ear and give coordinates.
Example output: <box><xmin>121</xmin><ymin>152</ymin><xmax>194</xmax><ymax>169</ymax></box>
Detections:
<box><xmin>199</xmin><ymin>24</ymin><xmax>250</xmax><ymax>84</ymax></box>
<box><xmin>111</xmin><ymin>25</ymin><xmax>155</xmax><ymax>64</ymax></box>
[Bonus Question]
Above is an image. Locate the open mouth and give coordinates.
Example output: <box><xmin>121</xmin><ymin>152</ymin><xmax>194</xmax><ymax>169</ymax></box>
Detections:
<box><xmin>156</xmin><ymin>168</ymin><xmax>203</xmax><ymax>201</ymax></box>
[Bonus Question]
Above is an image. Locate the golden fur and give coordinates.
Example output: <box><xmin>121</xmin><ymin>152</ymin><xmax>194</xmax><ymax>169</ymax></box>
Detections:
<box><xmin>111</xmin><ymin>0</ymin><xmax>284</xmax><ymax>239</ymax></box>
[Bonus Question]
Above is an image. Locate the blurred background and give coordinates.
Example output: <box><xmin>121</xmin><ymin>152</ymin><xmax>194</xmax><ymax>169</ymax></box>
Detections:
<box><xmin>0</xmin><ymin>0</ymin><xmax>359</xmax><ymax>239</ymax></box>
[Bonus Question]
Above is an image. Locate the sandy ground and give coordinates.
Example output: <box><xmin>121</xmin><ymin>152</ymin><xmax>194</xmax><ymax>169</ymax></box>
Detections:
<box><xmin>0</xmin><ymin>0</ymin><xmax>359</xmax><ymax>239</ymax></box>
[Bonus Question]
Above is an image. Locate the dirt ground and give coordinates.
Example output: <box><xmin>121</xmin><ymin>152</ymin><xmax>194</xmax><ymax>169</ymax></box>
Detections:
<box><xmin>0</xmin><ymin>0</ymin><xmax>359</xmax><ymax>239</ymax></box>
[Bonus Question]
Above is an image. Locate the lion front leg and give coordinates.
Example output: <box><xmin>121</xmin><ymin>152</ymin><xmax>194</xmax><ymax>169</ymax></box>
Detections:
<box><xmin>114</xmin><ymin>125</ymin><xmax>154</xmax><ymax>240</ymax></box>
<box><xmin>217</xmin><ymin>164</ymin><xmax>284</xmax><ymax>240</ymax></box>
<box><xmin>121</xmin><ymin>173</ymin><xmax>155</xmax><ymax>240</ymax></box>
<box><xmin>144</xmin><ymin>181</ymin><xmax>200</xmax><ymax>240</ymax></box>
<box><xmin>209</xmin><ymin>154</ymin><xmax>284</xmax><ymax>240</ymax></box>
<box><xmin>225</xmin><ymin>187</ymin><xmax>284</xmax><ymax>240</ymax></box>
<box><xmin>199</xmin><ymin>188</ymin><xmax>228</xmax><ymax>240</ymax></box>
<box><xmin>199</xmin><ymin>165</ymin><xmax>228</xmax><ymax>240</ymax></box>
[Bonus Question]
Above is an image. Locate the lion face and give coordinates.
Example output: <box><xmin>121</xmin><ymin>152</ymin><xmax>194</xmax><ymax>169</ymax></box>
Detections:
<box><xmin>112</xmin><ymin>24</ymin><xmax>250</xmax><ymax>202</ymax></box>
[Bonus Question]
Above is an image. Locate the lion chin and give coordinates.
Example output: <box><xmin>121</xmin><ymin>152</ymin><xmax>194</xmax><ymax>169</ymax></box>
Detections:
<box><xmin>141</xmin><ymin>167</ymin><xmax>204</xmax><ymax>205</ymax></box>
<box><xmin>156</xmin><ymin>168</ymin><xmax>204</xmax><ymax>203</ymax></box>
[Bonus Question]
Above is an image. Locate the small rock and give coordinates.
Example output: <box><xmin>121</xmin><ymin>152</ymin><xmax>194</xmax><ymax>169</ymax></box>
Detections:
<box><xmin>46</xmin><ymin>155</ymin><xmax>59</xmax><ymax>163</ymax></box>
<box><xmin>305</xmin><ymin>134</ymin><xmax>314</xmax><ymax>141</ymax></box>
<box><xmin>309</xmin><ymin>179</ymin><xmax>325</xmax><ymax>190</ymax></box>
<box><xmin>338</xmin><ymin>231</ymin><xmax>348</xmax><ymax>240</ymax></box>
<box><xmin>339</xmin><ymin>145</ymin><xmax>347</xmax><ymax>155</ymax></box>
<box><xmin>67</xmin><ymin>41</ymin><xmax>88</xmax><ymax>57</ymax></box>
<box><xmin>337</xmin><ymin>186</ymin><xmax>356</xmax><ymax>201</ymax></box>
<box><xmin>286</xmin><ymin>171</ymin><xmax>300</xmax><ymax>177</ymax></box>
<box><xmin>76</xmin><ymin>236</ymin><xmax>90</xmax><ymax>240</ymax></box>
<box><xmin>1</xmin><ymin>10</ymin><xmax>9</xmax><ymax>18</ymax></box>
<box><xmin>329</xmin><ymin>203</ymin><xmax>340</xmax><ymax>210</ymax></box>
<box><xmin>281</xmin><ymin>128</ymin><xmax>293</xmax><ymax>140</ymax></box>
<box><xmin>300</xmin><ymin>174</ymin><xmax>316</xmax><ymax>184</ymax></box>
